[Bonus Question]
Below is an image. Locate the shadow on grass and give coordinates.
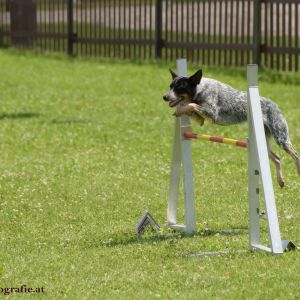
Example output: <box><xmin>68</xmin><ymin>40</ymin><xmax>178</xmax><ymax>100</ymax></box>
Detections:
<box><xmin>51</xmin><ymin>118</ymin><xmax>92</xmax><ymax>125</ymax></box>
<box><xmin>96</xmin><ymin>227</ymin><xmax>248</xmax><ymax>248</ymax></box>
<box><xmin>0</xmin><ymin>112</ymin><xmax>40</xmax><ymax>120</ymax></box>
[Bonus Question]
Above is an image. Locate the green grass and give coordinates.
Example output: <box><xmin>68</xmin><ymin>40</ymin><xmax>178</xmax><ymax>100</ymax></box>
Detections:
<box><xmin>0</xmin><ymin>49</ymin><xmax>299</xmax><ymax>299</ymax></box>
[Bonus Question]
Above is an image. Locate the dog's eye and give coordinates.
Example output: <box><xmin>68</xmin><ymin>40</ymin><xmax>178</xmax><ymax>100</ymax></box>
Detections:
<box><xmin>176</xmin><ymin>81</ymin><xmax>187</xmax><ymax>89</ymax></box>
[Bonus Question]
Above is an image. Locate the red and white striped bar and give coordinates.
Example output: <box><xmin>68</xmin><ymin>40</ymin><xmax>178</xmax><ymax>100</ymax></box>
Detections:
<box><xmin>183</xmin><ymin>131</ymin><xmax>247</xmax><ymax>149</ymax></box>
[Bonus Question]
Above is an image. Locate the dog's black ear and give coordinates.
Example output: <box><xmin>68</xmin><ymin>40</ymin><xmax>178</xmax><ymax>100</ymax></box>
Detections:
<box><xmin>189</xmin><ymin>69</ymin><xmax>202</xmax><ymax>85</ymax></box>
<box><xmin>169</xmin><ymin>69</ymin><xmax>178</xmax><ymax>80</ymax></box>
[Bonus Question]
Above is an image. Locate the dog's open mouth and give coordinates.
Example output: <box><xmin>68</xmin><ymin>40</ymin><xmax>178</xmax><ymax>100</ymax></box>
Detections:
<box><xmin>169</xmin><ymin>97</ymin><xmax>183</xmax><ymax>107</ymax></box>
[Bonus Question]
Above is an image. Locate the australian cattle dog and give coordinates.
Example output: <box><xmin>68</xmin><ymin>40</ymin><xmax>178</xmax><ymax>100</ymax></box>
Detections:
<box><xmin>163</xmin><ymin>69</ymin><xmax>300</xmax><ymax>188</ymax></box>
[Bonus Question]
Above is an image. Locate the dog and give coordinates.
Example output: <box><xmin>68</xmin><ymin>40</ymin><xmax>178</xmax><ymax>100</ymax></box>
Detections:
<box><xmin>163</xmin><ymin>68</ymin><xmax>300</xmax><ymax>188</ymax></box>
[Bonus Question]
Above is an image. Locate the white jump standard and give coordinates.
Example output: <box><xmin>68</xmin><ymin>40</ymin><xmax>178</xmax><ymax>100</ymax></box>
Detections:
<box><xmin>167</xmin><ymin>59</ymin><xmax>294</xmax><ymax>254</ymax></box>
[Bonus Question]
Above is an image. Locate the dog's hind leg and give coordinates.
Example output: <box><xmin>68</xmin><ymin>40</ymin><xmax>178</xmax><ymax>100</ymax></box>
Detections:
<box><xmin>269</xmin><ymin>150</ymin><xmax>285</xmax><ymax>188</ymax></box>
<box><xmin>265</xmin><ymin>126</ymin><xmax>285</xmax><ymax>187</ymax></box>
<box><xmin>282</xmin><ymin>142</ymin><xmax>300</xmax><ymax>177</ymax></box>
<box><xmin>264</xmin><ymin>108</ymin><xmax>300</xmax><ymax>183</ymax></box>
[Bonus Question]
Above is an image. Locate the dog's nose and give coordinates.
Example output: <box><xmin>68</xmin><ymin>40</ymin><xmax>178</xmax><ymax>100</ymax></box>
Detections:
<box><xmin>163</xmin><ymin>95</ymin><xmax>169</xmax><ymax>101</ymax></box>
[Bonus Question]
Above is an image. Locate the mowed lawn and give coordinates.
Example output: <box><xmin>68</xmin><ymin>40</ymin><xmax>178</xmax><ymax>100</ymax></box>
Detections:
<box><xmin>0</xmin><ymin>50</ymin><xmax>299</xmax><ymax>299</ymax></box>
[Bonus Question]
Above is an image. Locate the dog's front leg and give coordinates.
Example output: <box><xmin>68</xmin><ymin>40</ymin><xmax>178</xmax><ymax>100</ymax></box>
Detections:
<box><xmin>174</xmin><ymin>103</ymin><xmax>201</xmax><ymax>116</ymax></box>
<box><xmin>174</xmin><ymin>103</ymin><xmax>205</xmax><ymax>126</ymax></box>
<box><xmin>190</xmin><ymin>112</ymin><xmax>205</xmax><ymax>126</ymax></box>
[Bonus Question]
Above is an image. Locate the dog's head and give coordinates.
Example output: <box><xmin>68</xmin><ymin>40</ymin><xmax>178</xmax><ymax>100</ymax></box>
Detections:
<box><xmin>163</xmin><ymin>69</ymin><xmax>202</xmax><ymax>107</ymax></box>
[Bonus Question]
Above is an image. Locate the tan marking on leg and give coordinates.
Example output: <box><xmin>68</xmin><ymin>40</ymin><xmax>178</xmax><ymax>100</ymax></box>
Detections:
<box><xmin>174</xmin><ymin>103</ymin><xmax>206</xmax><ymax>126</ymax></box>
<box><xmin>174</xmin><ymin>103</ymin><xmax>200</xmax><ymax>116</ymax></box>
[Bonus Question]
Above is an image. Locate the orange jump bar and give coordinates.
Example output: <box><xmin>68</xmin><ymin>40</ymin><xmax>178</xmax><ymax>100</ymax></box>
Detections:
<box><xmin>183</xmin><ymin>131</ymin><xmax>247</xmax><ymax>149</ymax></box>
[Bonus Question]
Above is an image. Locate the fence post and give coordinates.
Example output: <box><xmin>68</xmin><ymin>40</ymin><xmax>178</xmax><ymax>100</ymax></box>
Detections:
<box><xmin>155</xmin><ymin>0</ymin><xmax>163</xmax><ymax>58</ymax></box>
<box><xmin>67</xmin><ymin>0</ymin><xmax>74</xmax><ymax>56</ymax></box>
<box><xmin>253</xmin><ymin>0</ymin><xmax>262</xmax><ymax>66</ymax></box>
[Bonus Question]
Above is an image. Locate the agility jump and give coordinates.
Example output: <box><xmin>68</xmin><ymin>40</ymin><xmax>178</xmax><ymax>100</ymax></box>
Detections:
<box><xmin>167</xmin><ymin>59</ymin><xmax>294</xmax><ymax>255</ymax></box>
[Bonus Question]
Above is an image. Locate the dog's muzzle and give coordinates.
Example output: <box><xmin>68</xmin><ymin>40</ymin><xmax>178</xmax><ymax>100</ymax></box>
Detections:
<box><xmin>163</xmin><ymin>94</ymin><xmax>183</xmax><ymax>107</ymax></box>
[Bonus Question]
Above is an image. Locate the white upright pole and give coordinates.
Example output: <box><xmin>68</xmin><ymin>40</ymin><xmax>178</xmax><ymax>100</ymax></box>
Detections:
<box><xmin>247</xmin><ymin>64</ymin><xmax>283</xmax><ymax>254</ymax></box>
<box><xmin>167</xmin><ymin>117</ymin><xmax>181</xmax><ymax>225</ymax></box>
<box><xmin>167</xmin><ymin>58</ymin><xmax>196</xmax><ymax>234</ymax></box>
<box><xmin>181</xmin><ymin>113</ymin><xmax>196</xmax><ymax>234</ymax></box>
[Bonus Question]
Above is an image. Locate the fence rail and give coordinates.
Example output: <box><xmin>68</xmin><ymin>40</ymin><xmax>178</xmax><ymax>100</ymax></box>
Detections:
<box><xmin>0</xmin><ymin>0</ymin><xmax>299</xmax><ymax>71</ymax></box>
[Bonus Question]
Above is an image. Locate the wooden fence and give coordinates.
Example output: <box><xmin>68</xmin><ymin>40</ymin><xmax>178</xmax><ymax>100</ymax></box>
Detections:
<box><xmin>0</xmin><ymin>0</ymin><xmax>299</xmax><ymax>71</ymax></box>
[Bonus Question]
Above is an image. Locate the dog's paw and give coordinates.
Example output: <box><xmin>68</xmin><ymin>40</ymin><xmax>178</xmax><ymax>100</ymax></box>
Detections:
<box><xmin>277</xmin><ymin>176</ymin><xmax>285</xmax><ymax>188</ymax></box>
<box><xmin>190</xmin><ymin>112</ymin><xmax>205</xmax><ymax>126</ymax></box>
<box><xmin>183</xmin><ymin>103</ymin><xmax>202</xmax><ymax>116</ymax></box>
<box><xmin>198</xmin><ymin>116</ymin><xmax>205</xmax><ymax>126</ymax></box>
<box><xmin>188</xmin><ymin>103</ymin><xmax>202</xmax><ymax>114</ymax></box>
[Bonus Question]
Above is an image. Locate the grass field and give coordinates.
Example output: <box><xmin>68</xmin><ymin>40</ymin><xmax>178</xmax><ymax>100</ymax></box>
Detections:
<box><xmin>0</xmin><ymin>49</ymin><xmax>299</xmax><ymax>299</ymax></box>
